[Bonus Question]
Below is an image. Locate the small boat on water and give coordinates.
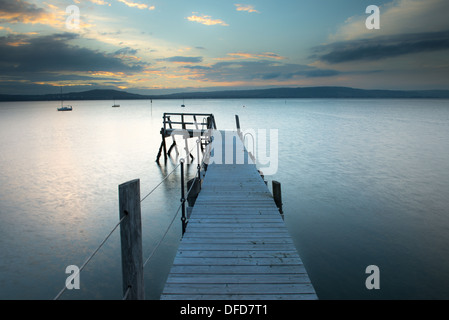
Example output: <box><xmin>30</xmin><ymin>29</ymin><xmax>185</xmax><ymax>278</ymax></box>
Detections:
<box><xmin>181</xmin><ymin>99</ymin><xmax>185</xmax><ymax>107</ymax></box>
<box><xmin>57</xmin><ymin>105</ymin><xmax>73</xmax><ymax>111</ymax></box>
<box><xmin>57</xmin><ymin>87</ymin><xmax>72</xmax><ymax>111</ymax></box>
<box><xmin>112</xmin><ymin>99</ymin><xmax>120</xmax><ymax>107</ymax></box>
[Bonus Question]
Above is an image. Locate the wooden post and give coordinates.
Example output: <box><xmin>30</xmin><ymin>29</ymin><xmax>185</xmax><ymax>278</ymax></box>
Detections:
<box><xmin>206</xmin><ymin>116</ymin><xmax>212</xmax><ymax>129</ymax></box>
<box><xmin>235</xmin><ymin>115</ymin><xmax>241</xmax><ymax>139</ymax></box>
<box><xmin>181</xmin><ymin>114</ymin><xmax>186</xmax><ymax>130</ymax></box>
<box><xmin>119</xmin><ymin>179</ymin><xmax>145</xmax><ymax>300</ymax></box>
<box><xmin>180</xmin><ymin>160</ymin><xmax>187</xmax><ymax>236</ymax></box>
<box><xmin>272</xmin><ymin>181</ymin><xmax>283</xmax><ymax>217</ymax></box>
<box><xmin>197</xmin><ymin>139</ymin><xmax>201</xmax><ymax>181</ymax></box>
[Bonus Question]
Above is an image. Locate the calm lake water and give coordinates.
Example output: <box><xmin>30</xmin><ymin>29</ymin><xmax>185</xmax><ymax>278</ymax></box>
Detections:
<box><xmin>1</xmin><ymin>98</ymin><xmax>449</xmax><ymax>300</ymax></box>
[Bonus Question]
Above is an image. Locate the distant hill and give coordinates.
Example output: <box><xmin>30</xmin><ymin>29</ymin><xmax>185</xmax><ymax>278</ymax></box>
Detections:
<box><xmin>0</xmin><ymin>89</ymin><xmax>144</xmax><ymax>102</ymax></box>
<box><xmin>1</xmin><ymin>87</ymin><xmax>449</xmax><ymax>102</ymax></box>
<box><xmin>158</xmin><ymin>87</ymin><xmax>449</xmax><ymax>99</ymax></box>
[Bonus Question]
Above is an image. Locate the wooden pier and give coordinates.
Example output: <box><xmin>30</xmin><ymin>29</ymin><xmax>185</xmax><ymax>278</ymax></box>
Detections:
<box><xmin>160</xmin><ymin>127</ymin><xmax>317</xmax><ymax>300</ymax></box>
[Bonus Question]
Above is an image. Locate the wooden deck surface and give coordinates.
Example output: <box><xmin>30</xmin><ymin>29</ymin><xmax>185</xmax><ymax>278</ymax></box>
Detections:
<box><xmin>160</xmin><ymin>130</ymin><xmax>317</xmax><ymax>300</ymax></box>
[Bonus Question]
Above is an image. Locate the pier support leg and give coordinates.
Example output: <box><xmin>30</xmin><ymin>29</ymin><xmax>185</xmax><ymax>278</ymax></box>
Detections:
<box><xmin>156</xmin><ymin>130</ymin><xmax>168</xmax><ymax>163</ymax></box>
<box><xmin>119</xmin><ymin>179</ymin><xmax>145</xmax><ymax>300</ymax></box>
<box><xmin>162</xmin><ymin>133</ymin><xmax>168</xmax><ymax>162</ymax></box>
<box><xmin>272</xmin><ymin>181</ymin><xmax>283</xmax><ymax>218</ymax></box>
<box><xmin>168</xmin><ymin>140</ymin><xmax>179</xmax><ymax>156</ymax></box>
<box><xmin>156</xmin><ymin>141</ymin><xmax>164</xmax><ymax>162</ymax></box>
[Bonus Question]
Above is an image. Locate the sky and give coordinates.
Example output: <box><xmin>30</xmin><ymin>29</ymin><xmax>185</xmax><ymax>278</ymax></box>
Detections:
<box><xmin>1</xmin><ymin>0</ymin><xmax>449</xmax><ymax>95</ymax></box>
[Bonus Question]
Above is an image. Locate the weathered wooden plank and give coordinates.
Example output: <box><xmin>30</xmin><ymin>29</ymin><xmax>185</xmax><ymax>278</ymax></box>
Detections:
<box><xmin>176</xmin><ymin>243</ymin><xmax>296</xmax><ymax>253</ymax></box>
<box><xmin>175</xmin><ymin>250</ymin><xmax>300</xmax><ymax>258</ymax></box>
<box><xmin>165</xmin><ymin>273</ymin><xmax>311</xmax><ymax>284</ymax></box>
<box><xmin>189</xmin><ymin>210</ymin><xmax>279</xmax><ymax>215</ymax></box>
<box><xmin>167</xmin><ymin>265</ymin><xmax>308</xmax><ymax>274</ymax></box>
<box><xmin>181</xmin><ymin>233</ymin><xmax>292</xmax><ymax>239</ymax></box>
<box><xmin>179</xmin><ymin>233</ymin><xmax>292</xmax><ymax>239</ymax></box>
<box><xmin>171</xmin><ymin>257</ymin><xmax>303</xmax><ymax>266</ymax></box>
<box><xmin>160</xmin><ymin>293</ymin><xmax>317</xmax><ymax>300</ymax></box>
<box><xmin>162</xmin><ymin>283</ymin><xmax>317</xmax><ymax>295</ymax></box>
<box><xmin>185</xmin><ymin>222</ymin><xmax>287</xmax><ymax>229</ymax></box>
<box><xmin>192</xmin><ymin>203</ymin><xmax>277</xmax><ymax>208</ymax></box>
<box><xmin>189</xmin><ymin>218</ymin><xmax>283</xmax><ymax>222</ymax></box>
<box><xmin>198</xmin><ymin>190</ymin><xmax>272</xmax><ymax>194</ymax></box>
<box><xmin>178</xmin><ymin>238</ymin><xmax>294</xmax><ymax>245</ymax></box>
<box><xmin>182</xmin><ymin>228</ymin><xmax>289</xmax><ymax>234</ymax></box>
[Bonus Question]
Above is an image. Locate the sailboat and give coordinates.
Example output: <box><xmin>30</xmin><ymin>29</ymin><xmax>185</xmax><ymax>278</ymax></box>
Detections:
<box><xmin>181</xmin><ymin>99</ymin><xmax>185</xmax><ymax>107</ymax></box>
<box><xmin>112</xmin><ymin>98</ymin><xmax>120</xmax><ymax>107</ymax></box>
<box><xmin>57</xmin><ymin>87</ymin><xmax>72</xmax><ymax>111</ymax></box>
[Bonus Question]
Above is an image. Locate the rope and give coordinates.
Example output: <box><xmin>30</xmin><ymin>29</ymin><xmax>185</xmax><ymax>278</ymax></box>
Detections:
<box><xmin>140</xmin><ymin>163</ymin><xmax>180</xmax><ymax>203</ymax></box>
<box><xmin>53</xmin><ymin>215</ymin><xmax>127</xmax><ymax>300</ymax></box>
<box><xmin>143</xmin><ymin>202</ymin><xmax>183</xmax><ymax>267</ymax></box>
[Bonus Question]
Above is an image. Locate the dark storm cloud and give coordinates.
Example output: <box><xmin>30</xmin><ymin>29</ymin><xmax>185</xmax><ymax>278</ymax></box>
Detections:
<box><xmin>162</xmin><ymin>56</ymin><xmax>203</xmax><ymax>63</ymax></box>
<box><xmin>35</xmin><ymin>73</ymin><xmax>116</xmax><ymax>82</ymax></box>
<box><xmin>0</xmin><ymin>0</ymin><xmax>45</xmax><ymax>23</ymax></box>
<box><xmin>314</xmin><ymin>30</ymin><xmax>449</xmax><ymax>64</ymax></box>
<box><xmin>0</xmin><ymin>33</ymin><xmax>145</xmax><ymax>74</ymax></box>
<box><xmin>303</xmin><ymin>69</ymin><xmax>341</xmax><ymax>78</ymax></box>
<box><xmin>190</xmin><ymin>60</ymin><xmax>341</xmax><ymax>82</ymax></box>
<box><xmin>182</xmin><ymin>65</ymin><xmax>212</xmax><ymax>70</ymax></box>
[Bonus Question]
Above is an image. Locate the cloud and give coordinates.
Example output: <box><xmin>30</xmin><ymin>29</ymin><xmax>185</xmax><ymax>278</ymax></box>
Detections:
<box><xmin>186</xmin><ymin>60</ymin><xmax>341</xmax><ymax>84</ymax></box>
<box><xmin>187</xmin><ymin>14</ymin><xmax>228</xmax><ymax>26</ymax></box>
<box><xmin>235</xmin><ymin>4</ymin><xmax>260</xmax><ymax>14</ymax></box>
<box><xmin>303</xmin><ymin>69</ymin><xmax>341</xmax><ymax>78</ymax></box>
<box><xmin>182</xmin><ymin>65</ymin><xmax>212</xmax><ymax>70</ymax></box>
<box><xmin>304</xmin><ymin>0</ymin><xmax>449</xmax><ymax>90</ymax></box>
<box><xmin>162</xmin><ymin>56</ymin><xmax>203</xmax><ymax>63</ymax></box>
<box><xmin>314</xmin><ymin>30</ymin><xmax>449</xmax><ymax>64</ymax></box>
<box><xmin>0</xmin><ymin>33</ymin><xmax>145</xmax><ymax>75</ymax></box>
<box><xmin>0</xmin><ymin>0</ymin><xmax>58</xmax><ymax>25</ymax></box>
<box><xmin>89</xmin><ymin>0</ymin><xmax>111</xmax><ymax>5</ymax></box>
<box><xmin>0</xmin><ymin>0</ymin><xmax>96</xmax><ymax>30</ymax></box>
<box><xmin>218</xmin><ymin>52</ymin><xmax>286</xmax><ymax>61</ymax></box>
<box><xmin>115</xmin><ymin>47</ymin><xmax>138</xmax><ymax>55</ymax></box>
<box><xmin>117</xmin><ymin>0</ymin><xmax>155</xmax><ymax>10</ymax></box>
<box><xmin>331</xmin><ymin>0</ymin><xmax>449</xmax><ymax>41</ymax></box>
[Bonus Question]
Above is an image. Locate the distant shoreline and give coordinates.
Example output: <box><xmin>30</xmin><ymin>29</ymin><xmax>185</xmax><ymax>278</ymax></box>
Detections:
<box><xmin>1</xmin><ymin>86</ymin><xmax>449</xmax><ymax>102</ymax></box>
